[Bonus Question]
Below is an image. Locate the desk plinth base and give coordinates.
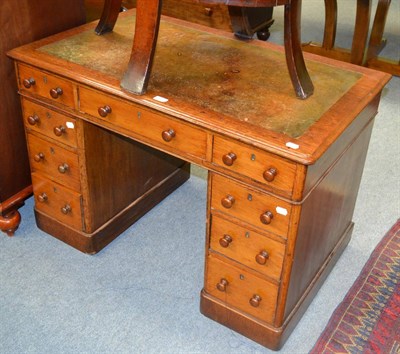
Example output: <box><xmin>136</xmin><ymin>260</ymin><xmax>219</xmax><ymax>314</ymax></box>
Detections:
<box><xmin>200</xmin><ymin>222</ymin><xmax>353</xmax><ymax>350</ymax></box>
<box><xmin>34</xmin><ymin>165</ymin><xmax>190</xmax><ymax>254</ymax></box>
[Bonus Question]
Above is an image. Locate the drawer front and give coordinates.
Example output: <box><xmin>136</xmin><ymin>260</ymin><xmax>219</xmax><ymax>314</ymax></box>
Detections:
<box><xmin>212</xmin><ymin>136</ymin><xmax>297</xmax><ymax>196</ymax></box>
<box><xmin>27</xmin><ymin>134</ymin><xmax>81</xmax><ymax>192</ymax></box>
<box><xmin>79</xmin><ymin>87</ymin><xmax>207</xmax><ymax>160</ymax></box>
<box><xmin>22</xmin><ymin>99</ymin><xmax>77</xmax><ymax>148</ymax></box>
<box><xmin>210</xmin><ymin>215</ymin><xmax>285</xmax><ymax>281</ymax></box>
<box><xmin>205</xmin><ymin>254</ymin><xmax>278</xmax><ymax>324</ymax></box>
<box><xmin>211</xmin><ymin>173</ymin><xmax>291</xmax><ymax>238</ymax></box>
<box><xmin>18</xmin><ymin>64</ymin><xmax>75</xmax><ymax>108</ymax></box>
<box><xmin>32</xmin><ymin>173</ymin><xmax>83</xmax><ymax>230</ymax></box>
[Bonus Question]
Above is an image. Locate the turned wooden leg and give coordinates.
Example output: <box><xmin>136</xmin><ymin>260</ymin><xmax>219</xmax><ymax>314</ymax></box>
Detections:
<box><xmin>322</xmin><ymin>0</ymin><xmax>337</xmax><ymax>50</ymax></box>
<box><xmin>0</xmin><ymin>211</ymin><xmax>22</xmax><ymax>237</ymax></box>
<box><xmin>95</xmin><ymin>0</ymin><xmax>123</xmax><ymax>35</ymax></box>
<box><xmin>283</xmin><ymin>0</ymin><xmax>314</xmax><ymax>99</ymax></box>
<box><xmin>120</xmin><ymin>0</ymin><xmax>162</xmax><ymax>94</ymax></box>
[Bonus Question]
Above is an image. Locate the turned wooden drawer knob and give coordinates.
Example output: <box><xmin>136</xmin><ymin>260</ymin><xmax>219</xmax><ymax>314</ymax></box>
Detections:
<box><xmin>50</xmin><ymin>87</ymin><xmax>63</xmax><ymax>99</ymax></box>
<box><xmin>34</xmin><ymin>152</ymin><xmax>45</xmax><ymax>162</ymax></box>
<box><xmin>61</xmin><ymin>204</ymin><xmax>72</xmax><ymax>215</ymax></box>
<box><xmin>53</xmin><ymin>126</ymin><xmax>66</xmax><ymax>136</ymax></box>
<box><xmin>260</xmin><ymin>211</ymin><xmax>273</xmax><ymax>225</ymax></box>
<box><xmin>58</xmin><ymin>163</ymin><xmax>69</xmax><ymax>174</ymax></box>
<box><xmin>216</xmin><ymin>278</ymin><xmax>228</xmax><ymax>292</ymax></box>
<box><xmin>263</xmin><ymin>168</ymin><xmax>277</xmax><ymax>182</ymax></box>
<box><xmin>23</xmin><ymin>77</ymin><xmax>35</xmax><ymax>88</ymax></box>
<box><xmin>221</xmin><ymin>195</ymin><xmax>235</xmax><ymax>209</ymax></box>
<box><xmin>219</xmin><ymin>234</ymin><xmax>233</xmax><ymax>248</ymax></box>
<box><xmin>204</xmin><ymin>7</ymin><xmax>213</xmax><ymax>16</ymax></box>
<box><xmin>98</xmin><ymin>105</ymin><xmax>112</xmax><ymax>117</ymax></box>
<box><xmin>27</xmin><ymin>115</ymin><xmax>40</xmax><ymax>125</ymax></box>
<box><xmin>37</xmin><ymin>193</ymin><xmax>48</xmax><ymax>203</ymax></box>
<box><xmin>256</xmin><ymin>250</ymin><xmax>269</xmax><ymax>265</ymax></box>
<box><xmin>161</xmin><ymin>129</ymin><xmax>176</xmax><ymax>142</ymax></box>
<box><xmin>249</xmin><ymin>294</ymin><xmax>262</xmax><ymax>308</ymax></box>
<box><xmin>222</xmin><ymin>152</ymin><xmax>237</xmax><ymax>166</ymax></box>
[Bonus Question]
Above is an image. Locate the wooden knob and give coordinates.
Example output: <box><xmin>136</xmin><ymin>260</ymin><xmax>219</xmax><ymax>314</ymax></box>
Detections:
<box><xmin>162</xmin><ymin>129</ymin><xmax>176</xmax><ymax>142</ymax></box>
<box><xmin>249</xmin><ymin>294</ymin><xmax>262</xmax><ymax>307</ymax></box>
<box><xmin>61</xmin><ymin>204</ymin><xmax>72</xmax><ymax>215</ymax></box>
<box><xmin>204</xmin><ymin>7</ymin><xmax>213</xmax><ymax>16</ymax></box>
<box><xmin>33</xmin><ymin>152</ymin><xmax>44</xmax><ymax>162</ymax></box>
<box><xmin>23</xmin><ymin>77</ymin><xmax>35</xmax><ymax>88</ymax></box>
<box><xmin>50</xmin><ymin>87</ymin><xmax>63</xmax><ymax>99</ymax></box>
<box><xmin>53</xmin><ymin>126</ymin><xmax>66</xmax><ymax>136</ymax></box>
<box><xmin>98</xmin><ymin>105</ymin><xmax>112</xmax><ymax>117</ymax></box>
<box><xmin>219</xmin><ymin>234</ymin><xmax>233</xmax><ymax>248</ymax></box>
<box><xmin>263</xmin><ymin>168</ymin><xmax>277</xmax><ymax>182</ymax></box>
<box><xmin>216</xmin><ymin>278</ymin><xmax>228</xmax><ymax>292</ymax></box>
<box><xmin>37</xmin><ymin>193</ymin><xmax>48</xmax><ymax>203</ymax></box>
<box><xmin>58</xmin><ymin>163</ymin><xmax>69</xmax><ymax>174</ymax></box>
<box><xmin>27</xmin><ymin>115</ymin><xmax>40</xmax><ymax>125</ymax></box>
<box><xmin>260</xmin><ymin>211</ymin><xmax>273</xmax><ymax>225</ymax></box>
<box><xmin>221</xmin><ymin>195</ymin><xmax>235</xmax><ymax>209</ymax></box>
<box><xmin>256</xmin><ymin>250</ymin><xmax>269</xmax><ymax>265</ymax></box>
<box><xmin>222</xmin><ymin>152</ymin><xmax>237</xmax><ymax>166</ymax></box>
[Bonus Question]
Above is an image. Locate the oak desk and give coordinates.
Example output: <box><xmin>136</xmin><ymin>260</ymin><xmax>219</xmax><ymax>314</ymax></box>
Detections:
<box><xmin>8</xmin><ymin>10</ymin><xmax>390</xmax><ymax>350</ymax></box>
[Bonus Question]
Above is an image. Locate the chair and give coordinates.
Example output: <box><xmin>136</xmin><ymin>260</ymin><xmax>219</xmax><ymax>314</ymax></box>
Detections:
<box><xmin>95</xmin><ymin>0</ymin><xmax>314</xmax><ymax>99</ymax></box>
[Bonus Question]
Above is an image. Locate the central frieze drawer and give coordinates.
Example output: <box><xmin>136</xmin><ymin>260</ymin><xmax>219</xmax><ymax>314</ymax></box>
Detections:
<box><xmin>79</xmin><ymin>87</ymin><xmax>207</xmax><ymax>160</ymax></box>
<box><xmin>22</xmin><ymin>99</ymin><xmax>78</xmax><ymax>148</ymax></box>
<box><xmin>27</xmin><ymin>134</ymin><xmax>81</xmax><ymax>192</ymax></box>
<box><xmin>210</xmin><ymin>215</ymin><xmax>286</xmax><ymax>281</ymax></box>
<box><xmin>205</xmin><ymin>254</ymin><xmax>279</xmax><ymax>324</ymax></box>
<box><xmin>18</xmin><ymin>64</ymin><xmax>75</xmax><ymax>108</ymax></box>
<box><xmin>211</xmin><ymin>173</ymin><xmax>291</xmax><ymax>238</ymax></box>
<box><xmin>32</xmin><ymin>173</ymin><xmax>83</xmax><ymax>231</ymax></box>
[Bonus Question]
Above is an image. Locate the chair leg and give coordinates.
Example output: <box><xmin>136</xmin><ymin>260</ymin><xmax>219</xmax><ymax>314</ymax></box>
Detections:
<box><xmin>322</xmin><ymin>0</ymin><xmax>337</xmax><ymax>50</ymax></box>
<box><xmin>351</xmin><ymin>0</ymin><xmax>371</xmax><ymax>65</ymax></box>
<box><xmin>95</xmin><ymin>0</ymin><xmax>123</xmax><ymax>35</ymax></box>
<box><xmin>284</xmin><ymin>0</ymin><xmax>314</xmax><ymax>99</ymax></box>
<box><xmin>121</xmin><ymin>0</ymin><xmax>162</xmax><ymax>94</ymax></box>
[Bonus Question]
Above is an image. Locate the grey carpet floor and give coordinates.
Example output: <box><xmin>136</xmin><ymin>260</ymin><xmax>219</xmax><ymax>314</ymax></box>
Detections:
<box><xmin>1</xmin><ymin>1</ymin><xmax>399</xmax><ymax>353</ymax></box>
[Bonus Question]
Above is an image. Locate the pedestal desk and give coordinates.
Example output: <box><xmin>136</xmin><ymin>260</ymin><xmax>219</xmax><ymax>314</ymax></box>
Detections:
<box><xmin>8</xmin><ymin>10</ymin><xmax>390</xmax><ymax>350</ymax></box>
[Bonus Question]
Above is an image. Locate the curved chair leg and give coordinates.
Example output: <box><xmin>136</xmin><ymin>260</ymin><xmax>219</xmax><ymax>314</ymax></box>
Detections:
<box><xmin>95</xmin><ymin>0</ymin><xmax>123</xmax><ymax>35</ymax></box>
<box><xmin>351</xmin><ymin>0</ymin><xmax>371</xmax><ymax>65</ymax></box>
<box><xmin>284</xmin><ymin>0</ymin><xmax>314</xmax><ymax>99</ymax></box>
<box><xmin>121</xmin><ymin>0</ymin><xmax>162</xmax><ymax>94</ymax></box>
<box><xmin>322</xmin><ymin>0</ymin><xmax>337</xmax><ymax>50</ymax></box>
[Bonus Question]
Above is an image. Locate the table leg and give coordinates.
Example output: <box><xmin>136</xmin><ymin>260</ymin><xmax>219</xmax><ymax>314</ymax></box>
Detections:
<box><xmin>284</xmin><ymin>0</ymin><xmax>314</xmax><ymax>99</ymax></box>
<box><xmin>120</xmin><ymin>0</ymin><xmax>162</xmax><ymax>94</ymax></box>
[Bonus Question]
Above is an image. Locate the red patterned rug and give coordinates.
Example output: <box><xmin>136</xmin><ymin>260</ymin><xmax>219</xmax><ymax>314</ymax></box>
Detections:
<box><xmin>311</xmin><ymin>219</ymin><xmax>400</xmax><ymax>354</ymax></box>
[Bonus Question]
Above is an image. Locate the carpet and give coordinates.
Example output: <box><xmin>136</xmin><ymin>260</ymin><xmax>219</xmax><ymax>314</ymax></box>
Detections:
<box><xmin>311</xmin><ymin>219</ymin><xmax>400</xmax><ymax>354</ymax></box>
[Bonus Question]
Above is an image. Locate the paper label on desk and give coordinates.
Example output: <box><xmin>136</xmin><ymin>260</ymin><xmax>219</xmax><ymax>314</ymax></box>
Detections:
<box><xmin>66</xmin><ymin>122</ymin><xmax>75</xmax><ymax>129</ymax></box>
<box><xmin>286</xmin><ymin>142</ymin><xmax>299</xmax><ymax>149</ymax></box>
<box><xmin>153</xmin><ymin>96</ymin><xmax>169</xmax><ymax>103</ymax></box>
<box><xmin>276</xmin><ymin>206</ymin><xmax>288</xmax><ymax>216</ymax></box>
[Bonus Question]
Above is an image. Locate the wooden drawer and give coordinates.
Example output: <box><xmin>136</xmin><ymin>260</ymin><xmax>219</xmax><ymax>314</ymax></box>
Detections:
<box><xmin>205</xmin><ymin>254</ymin><xmax>278</xmax><ymax>324</ymax></box>
<box><xmin>210</xmin><ymin>215</ymin><xmax>285</xmax><ymax>281</ymax></box>
<box><xmin>79</xmin><ymin>87</ymin><xmax>207</xmax><ymax>160</ymax></box>
<box><xmin>22</xmin><ymin>99</ymin><xmax>77</xmax><ymax>148</ymax></box>
<box><xmin>211</xmin><ymin>173</ymin><xmax>291</xmax><ymax>238</ymax></box>
<box><xmin>32</xmin><ymin>173</ymin><xmax>83</xmax><ymax>230</ymax></box>
<box><xmin>18</xmin><ymin>64</ymin><xmax>75</xmax><ymax>108</ymax></box>
<box><xmin>212</xmin><ymin>136</ymin><xmax>297</xmax><ymax>196</ymax></box>
<box><xmin>27</xmin><ymin>134</ymin><xmax>81</xmax><ymax>192</ymax></box>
